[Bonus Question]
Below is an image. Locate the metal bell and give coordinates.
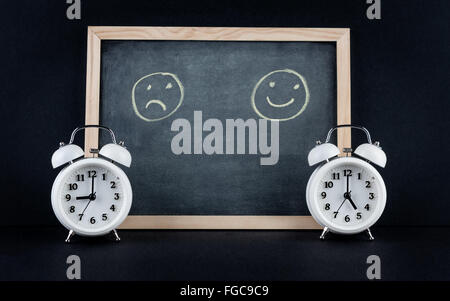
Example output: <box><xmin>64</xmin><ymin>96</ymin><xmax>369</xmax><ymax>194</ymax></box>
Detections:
<box><xmin>354</xmin><ymin>142</ymin><xmax>387</xmax><ymax>168</ymax></box>
<box><xmin>307</xmin><ymin>142</ymin><xmax>340</xmax><ymax>166</ymax></box>
<box><xmin>51</xmin><ymin>143</ymin><xmax>84</xmax><ymax>168</ymax></box>
<box><xmin>99</xmin><ymin>143</ymin><xmax>132</xmax><ymax>167</ymax></box>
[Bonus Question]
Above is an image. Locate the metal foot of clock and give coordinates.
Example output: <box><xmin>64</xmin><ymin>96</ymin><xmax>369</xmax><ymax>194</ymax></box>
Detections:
<box><xmin>366</xmin><ymin>228</ymin><xmax>375</xmax><ymax>241</ymax></box>
<box><xmin>112</xmin><ymin>229</ymin><xmax>121</xmax><ymax>242</ymax></box>
<box><xmin>319</xmin><ymin>227</ymin><xmax>329</xmax><ymax>240</ymax></box>
<box><xmin>65</xmin><ymin>229</ymin><xmax>74</xmax><ymax>243</ymax></box>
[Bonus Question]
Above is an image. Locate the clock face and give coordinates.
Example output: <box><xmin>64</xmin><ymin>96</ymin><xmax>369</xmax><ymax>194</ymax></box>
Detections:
<box><xmin>52</xmin><ymin>158</ymin><xmax>132</xmax><ymax>236</ymax></box>
<box><xmin>307</xmin><ymin>157</ymin><xmax>386</xmax><ymax>234</ymax></box>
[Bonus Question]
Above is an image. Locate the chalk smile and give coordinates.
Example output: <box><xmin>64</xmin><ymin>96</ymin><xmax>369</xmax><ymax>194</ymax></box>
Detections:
<box><xmin>145</xmin><ymin>99</ymin><xmax>167</xmax><ymax>111</ymax></box>
<box><xmin>266</xmin><ymin>96</ymin><xmax>295</xmax><ymax>108</ymax></box>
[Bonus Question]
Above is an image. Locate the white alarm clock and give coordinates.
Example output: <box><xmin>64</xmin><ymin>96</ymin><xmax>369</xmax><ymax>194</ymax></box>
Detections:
<box><xmin>51</xmin><ymin>125</ymin><xmax>132</xmax><ymax>242</ymax></box>
<box><xmin>306</xmin><ymin>125</ymin><xmax>387</xmax><ymax>240</ymax></box>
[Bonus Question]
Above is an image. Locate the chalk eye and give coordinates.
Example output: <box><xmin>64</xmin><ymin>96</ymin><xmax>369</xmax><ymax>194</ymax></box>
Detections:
<box><xmin>293</xmin><ymin>83</ymin><xmax>300</xmax><ymax>90</ymax></box>
<box><xmin>147</xmin><ymin>84</ymin><xmax>152</xmax><ymax>90</ymax></box>
<box><xmin>269</xmin><ymin>81</ymin><xmax>275</xmax><ymax>88</ymax></box>
<box><xmin>165</xmin><ymin>82</ymin><xmax>173</xmax><ymax>89</ymax></box>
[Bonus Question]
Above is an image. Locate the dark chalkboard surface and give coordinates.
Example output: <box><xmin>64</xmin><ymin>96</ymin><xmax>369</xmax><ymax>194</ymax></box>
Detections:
<box><xmin>99</xmin><ymin>40</ymin><xmax>336</xmax><ymax>215</ymax></box>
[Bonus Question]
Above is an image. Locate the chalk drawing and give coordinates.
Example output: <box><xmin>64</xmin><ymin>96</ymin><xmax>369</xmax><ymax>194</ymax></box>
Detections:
<box><xmin>132</xmin><ymin>72</ymin><xmax>184</xmax><ymax>122</ymax></box>
<box><xmin>266</xmin><ymin>96</ymin><xmax>294</xmax><ymax>108</ymax></box>
<box><xmin>251</xmin><ymin>69</ymin><xmax>310</xmax><ymax>121</ymax></box>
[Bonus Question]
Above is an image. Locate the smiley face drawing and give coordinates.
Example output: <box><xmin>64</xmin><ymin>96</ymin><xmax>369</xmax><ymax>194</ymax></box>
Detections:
<box><xmin>132</xmin><ymin>72</ymin><xmax>184</xmax><ymax>122</ymax></box>
<box><xmin>251</xmin><ymin>69</ymin><xmax>310</xmax><ymax>121</ymax></box>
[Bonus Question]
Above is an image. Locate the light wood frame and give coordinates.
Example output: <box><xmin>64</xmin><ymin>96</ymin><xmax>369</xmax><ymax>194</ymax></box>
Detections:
<box><xmin>84</xmin><ymin>26</ymin><xmax>351</xmax><ymax>229</ymax></box>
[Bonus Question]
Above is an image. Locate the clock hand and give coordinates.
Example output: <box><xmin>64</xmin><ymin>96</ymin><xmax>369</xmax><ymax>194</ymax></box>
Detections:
<box><xmin>76</xmin><ymin>176</ymin><xmax>96</xmax><ymax>201</ymax></box>
<box><xmin>346</xmin><ymin>194</ymin><xmax>358</xmax><ymax>210</ymax></box>
<box><xmin>344</xmin><ymin>174</ymin><xmax>357</xmax><ymax>209</ymax></box>
<box><xmin>346</xmin><ymin>174</ymin><xmax>350</xmax><ymax>194</ymax></box>
<box><xmin>79</xmin><ymin>192</ymin><xmax>96</xmax><ymax>217</ymax></box>
<box><xmin>336</xmin><ymin>198</ymin><xmax>347</xmax><ymax>213</ymax></box>
<box><xmin>80</xmin><ymin>192</ymin><xmax>95</xmax><ymax>220</ymax></box>
<box><xmin>80</xmin><ymin>199</ymin><xmax>92</xmax><ymax>217</ymax></box>
<box><xmin>91</xmin><ymin>174</ymin><xmax>95</xmax><ymax>196</ymax></box>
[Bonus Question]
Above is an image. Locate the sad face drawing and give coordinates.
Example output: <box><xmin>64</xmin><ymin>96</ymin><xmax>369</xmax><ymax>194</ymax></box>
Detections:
<box><xmin>132</xmin><ymin>72</ymin><xmax>184</xmax><ymax>122</ymax></box>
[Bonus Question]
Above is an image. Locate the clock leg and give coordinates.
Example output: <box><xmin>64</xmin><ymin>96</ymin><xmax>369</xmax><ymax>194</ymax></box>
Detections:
<box><xmin>319</xmin><ymin>227</ymin><xmax>329</xmax><ymax>240</ymax></box>
<box><xmin>112</xmin><ymin>229</ymin><xmax>121</xmax><ymax>242</ymax></box>
<box><xmin>65</xmin><ymin>230</ymin><xmax>74</xmax><ymax>243</ymax></box>
<box><xmin>366</xmin><ymin>228</ymin><xmax>375</xmax><ymax>241</ymax></box>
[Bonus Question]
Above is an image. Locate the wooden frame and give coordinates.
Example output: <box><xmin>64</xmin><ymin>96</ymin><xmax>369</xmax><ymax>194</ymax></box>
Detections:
<box><xmin>84</xmin><ymin>27</ymin><xmax>351</xmax><ymax>229</ymax></box>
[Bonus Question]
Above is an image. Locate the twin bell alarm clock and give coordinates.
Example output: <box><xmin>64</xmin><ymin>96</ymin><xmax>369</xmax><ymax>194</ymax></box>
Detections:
<box><xmin>51</xmin><ymin>125</ymin><xmax>132</xmax><ymax>242</ymax></box>
<box><xmin>306</xmin><ymin>125</ymin><xmax>387</xmax><ymax>240</ymax></box>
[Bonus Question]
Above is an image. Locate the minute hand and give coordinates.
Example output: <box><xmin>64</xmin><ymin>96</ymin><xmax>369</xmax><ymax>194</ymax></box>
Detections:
<box><xmin>346</xmin><ymin>174</ymin><xmax>349</xmax><ymax>193</ymax></box>
<box><xmin>91</xmin><ymin>175</ymin><xmax>95</xmax><ymax>195</ymax></box>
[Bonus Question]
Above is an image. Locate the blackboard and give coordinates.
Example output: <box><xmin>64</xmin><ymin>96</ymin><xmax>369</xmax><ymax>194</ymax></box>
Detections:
<box><xmin>87</xmin><ymin>27</ymin><xmax>351</xmax><ymax>229</ymax></box>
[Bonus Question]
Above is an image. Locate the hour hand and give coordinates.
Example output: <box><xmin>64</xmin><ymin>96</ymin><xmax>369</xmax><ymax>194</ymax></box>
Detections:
<box><xmin>76</xmin><ymin>195</ymin><xmax>91</xmax><ymax>200</ymax></box>
<box><xmin>347</xmin><ymin>195</ymin><xmax>358</xmax><ymax>210</ymax></box>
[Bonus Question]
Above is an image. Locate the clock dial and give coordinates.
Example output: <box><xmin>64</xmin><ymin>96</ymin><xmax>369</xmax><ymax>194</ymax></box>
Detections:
<box><xmin>307</xmin><ymin>157</ymin><xmax>386</xmax><ymax>234</ymax></box>
<box><xmin>317</xmin><ymin>164</ymin><xmax>379</xmax><ymax>227</ymax></box>
<box><xmin>59</xmin><ymin>165</ymin><xmax>124</xmax><ymax>230</ymax></box>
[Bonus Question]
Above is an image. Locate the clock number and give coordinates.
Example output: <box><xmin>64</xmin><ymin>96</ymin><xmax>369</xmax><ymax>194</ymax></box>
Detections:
<box><xmin>78</xmin><ymin>214</ymin><xmax>83</xmax><ymax>220</ymax></box>
<box><xmin>343</xmin><ymin>169</ymin><xmax>352</xmax><ymax>177</ymax></box>
<box><xmin>69</xmin><ymin>206</ymin><xmax>75</xmax><ymax>213</ymax></box>
<box><xmin>333</xmin><ymin>212</ymin><xmax>338</xmax><ymax>218</ymax></box>
<box><xmin>369</xmin><ymin>193</ymin><xmax>375</xmax><ymax>200</ymax></box>
<box><xmin>90</xmin><ymin>217</ymin><xmax>96</xmax><ymax>224</ymax></box>
<box><xmin>76</xmin><ymin>174</ymin><xmax>84</xmax><ymax>182</ymax></box>
<box><xmin>324</xmin><ymin>203</ymin><xmax>330</xmax><ymax>211</ymax></box>
<box><xmin>88</xmin><ymin>170</ymin><xmax>97</xmax><ymax>178</ymax></box>
<box><xmin>332</xmin><ymin>172</ymin><xmax>340</xmax><ymax>180</ymax></box>
<box><xmin>65</xmin><ymin>194</ymin><xmax>71</xmax><ymax>201</ymax></box>
<box><xmin>358</xmin><ymin>173</ymin><xmax>362</xmax><ymax>180</ymax></box>
<box><xmin>102</xmin><ymin>173</ymin><xmax>106</xmax><ymax>180</ymax></box>
<box><xmin>69</xmin><ymin>183</ymin><xmax>78</xmax><ymax>190</ymax></box>
<box><xmin>366</xmin><ymin>181</ymin><xmax>371</xmax><ymax>188</ymax></box>
<box><xmin>321</xmin><ymin>192</ymin><xmax>327</xmax><ymax>199</ymax></box>
<box><xmin>365</xmin><ymin>204</ymin><xmax>370</xmax><ymax>211</ymax></box>
<box><xmin>110</xmin><ymin>205</ymin><xmax>116</xmax><ymax>212</ymax></box>
<box><xmin>356</xmin><ymin>212</ymin><xmax>362</xmax><ymax>220</ymax></box>
<box><xmin>345</xmin><ymin>215</ymin><xmax>350</xmax><ymax>222</ymax></box>
<box><xmin>110</xmin><ymin>181</ymin><xmax>116</xmax><ymax>189</ymax></box>
<box><xmin>102</xmin><ymin>213</ymin><xmax>108</xmax><ymax>221</ymax></box>
<box><xmin>324</xmin><ymin>181</ymin><xmax>333</xmax><ymax>188</ymax></box>
<box><xmin>114</xmin><ymin>193</ymin><xmax>120</xmax><ymax>200</ymax></box>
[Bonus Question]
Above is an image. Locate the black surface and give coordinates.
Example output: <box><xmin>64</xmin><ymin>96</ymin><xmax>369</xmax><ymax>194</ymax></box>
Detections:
<box><xmin>100</xmin><ymin>40</ymin><xmax>336</xmax><ymax>215</ymax></box>
<box><xmin>1</xmin><ymin>227</ymin><xmax>449</xmax><ymax>281</ymax></box>
<box><xmin>0</xmin><ymin>0</ymin><xmax>449</xmax><ymax>225</ymax></box>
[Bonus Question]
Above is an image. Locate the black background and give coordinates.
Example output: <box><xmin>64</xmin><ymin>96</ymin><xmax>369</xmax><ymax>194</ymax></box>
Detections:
<box><xmin>0</xmin><ymin>0</ymin><xmax>449</xmax><ymax>226</ymax></box>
